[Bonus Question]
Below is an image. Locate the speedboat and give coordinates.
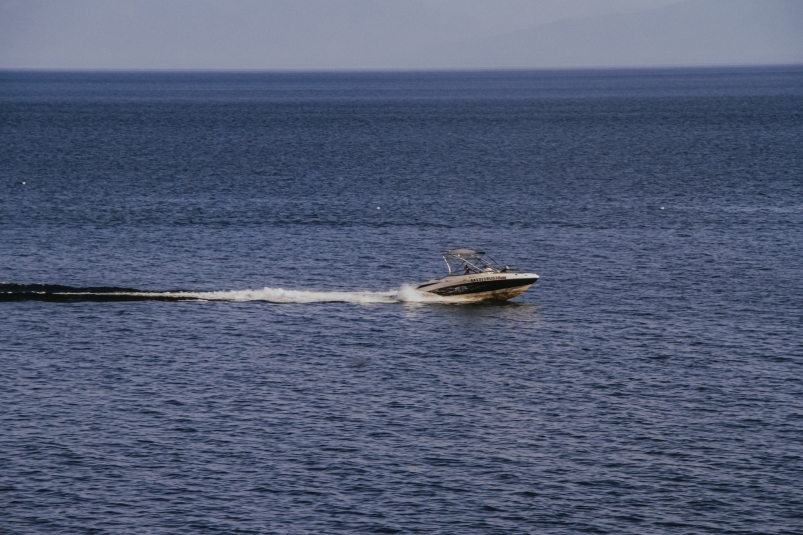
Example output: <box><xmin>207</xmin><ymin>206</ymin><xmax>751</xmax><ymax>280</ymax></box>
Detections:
<box><xmin>417</xmin><ymin>249</ymin><xmax>539</xmax><ymax>301</ymax></box>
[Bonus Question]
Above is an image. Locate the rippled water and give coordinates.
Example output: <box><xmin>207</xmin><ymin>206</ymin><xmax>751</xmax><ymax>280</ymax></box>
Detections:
<box><xmin>2</xmin><ymin>68</ymin><xmax>803</xmax><ymax>534</ymax></box>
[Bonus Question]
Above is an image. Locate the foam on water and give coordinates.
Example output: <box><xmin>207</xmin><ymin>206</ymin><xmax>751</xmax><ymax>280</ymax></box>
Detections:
<box><xmin>393</xmin><ymin>283</ymin><xmax>464</xmax><ymax>303</ymax></box>
<box><xmin>179</xmin><ymin>287</ymin><xmax>397</xmax><ymax>304</ymax></box>
<box><xmin>0</xmin><ymin>283</ymin><xmax>466</xmax><ymax>304</ymax></box>
<box><xmin>161</xmin><ymin>284</ymin><xmax>463</xmax><ymax>304</ymax></box>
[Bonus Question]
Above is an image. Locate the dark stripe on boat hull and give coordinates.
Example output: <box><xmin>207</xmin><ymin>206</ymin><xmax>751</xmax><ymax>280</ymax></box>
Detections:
<box><xmin>427</xmin><ymin>278</ymin><xmax>538</xmax><ymax>297</ymax></box>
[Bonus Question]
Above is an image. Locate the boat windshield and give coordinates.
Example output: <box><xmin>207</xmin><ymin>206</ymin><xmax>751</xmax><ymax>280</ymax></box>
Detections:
<box><xmin>442</xmin><ymin>249</ymin><xmax>504</xmax><ymax>275</ymax></box>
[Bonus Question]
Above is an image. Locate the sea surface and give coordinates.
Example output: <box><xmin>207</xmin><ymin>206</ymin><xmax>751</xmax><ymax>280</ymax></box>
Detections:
<box><xmin>1</xmin><ymin>67</ymin><xmax>802</xmax><ymax>534</ymax></box>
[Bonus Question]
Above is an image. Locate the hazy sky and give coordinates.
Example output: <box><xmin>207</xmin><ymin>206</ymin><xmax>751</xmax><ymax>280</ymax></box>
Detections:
<box><xmin>1</xmin><ymin>0</ymin><xmax>802</xmax><ymax>70</ymax></box>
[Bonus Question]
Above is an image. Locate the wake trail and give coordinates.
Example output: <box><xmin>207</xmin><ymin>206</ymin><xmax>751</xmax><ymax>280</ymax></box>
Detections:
<box><xmin>0</xmin><ymin>283</ymin><xmax>459</xmax><ymax>304</ymax></box>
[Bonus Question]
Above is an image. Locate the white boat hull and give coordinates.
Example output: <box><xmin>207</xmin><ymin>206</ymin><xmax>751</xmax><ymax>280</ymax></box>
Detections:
<box><xmin>417</xmin><ymin>272</ymin><xmax>539</xmax><ymax>301</ymax></box>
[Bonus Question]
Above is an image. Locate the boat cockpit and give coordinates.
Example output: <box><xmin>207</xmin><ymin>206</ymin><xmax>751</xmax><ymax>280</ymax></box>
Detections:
<box><xmin>441</xmin><ymin>249</ymin><xmax>510</xmax><ymax>276</ymax></box>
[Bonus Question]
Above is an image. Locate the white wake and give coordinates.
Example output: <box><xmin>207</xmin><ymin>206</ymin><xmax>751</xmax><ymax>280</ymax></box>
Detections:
<box><xmin>153</xmin><ymin>284</ymin><xmax>462</xmax><ymax>305</ymax></box>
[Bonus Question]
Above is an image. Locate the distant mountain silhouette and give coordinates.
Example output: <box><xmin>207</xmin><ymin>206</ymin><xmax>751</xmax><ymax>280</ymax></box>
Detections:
<box><xmin>389</xmin><ymin>0</ymin><xmax>803</xmax><ymax>68</ymax></box>
<box><xmin>2</xmin><ymin>0</ymin><xmax>800</xmax><ymax>69</ymax></box>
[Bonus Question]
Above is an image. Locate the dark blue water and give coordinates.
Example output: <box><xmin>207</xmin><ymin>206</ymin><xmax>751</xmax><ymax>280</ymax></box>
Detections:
<box><xmin>2</xmin><ymin>67</ymin><xmax>802</xmax><ymax>534</ymax></box>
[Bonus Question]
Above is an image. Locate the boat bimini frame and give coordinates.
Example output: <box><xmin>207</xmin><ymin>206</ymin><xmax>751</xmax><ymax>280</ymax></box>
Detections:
<box><xmin>441</xmin><ymin>249</ymin><xmax>509</xmax><ymax>276</ymax></box>
<box><xmin>417</xmin><ymin>248</ymin><xmax>539</xmax><ymax>300</ymax></box>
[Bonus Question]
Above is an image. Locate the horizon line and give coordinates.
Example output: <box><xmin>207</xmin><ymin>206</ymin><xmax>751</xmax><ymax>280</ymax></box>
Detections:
<box><xmin>2</xmin><ymin>62</ymin><xmax>803</xmax><ymax>75</ymax></box>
